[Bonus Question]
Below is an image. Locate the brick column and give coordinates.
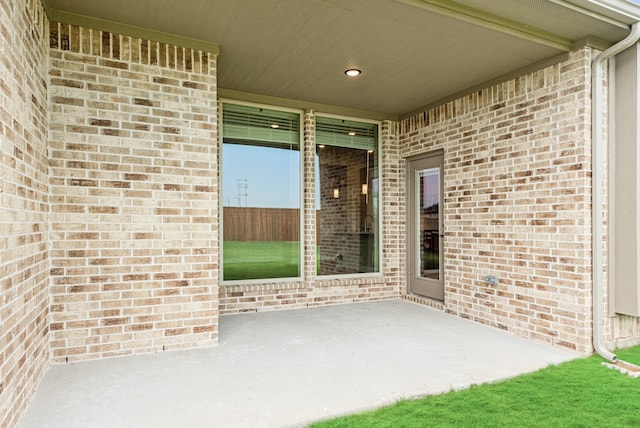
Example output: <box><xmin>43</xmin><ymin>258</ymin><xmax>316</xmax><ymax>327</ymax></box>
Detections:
<box><xmin>380</xmin><ymin>120</ymin><xmax>404</xmax><ymax>296</ymax></box>
<box><xmin>303</xmin><ymin>110</ymin><xmax>317</xmax><ymax>284</ymax></box>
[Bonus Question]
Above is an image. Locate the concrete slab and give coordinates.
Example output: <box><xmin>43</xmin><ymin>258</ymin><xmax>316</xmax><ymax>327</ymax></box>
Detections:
<box><xmin>17</xmin><ymin>300</ymin><xmax>578</xmax><ymax>428</ymax></box>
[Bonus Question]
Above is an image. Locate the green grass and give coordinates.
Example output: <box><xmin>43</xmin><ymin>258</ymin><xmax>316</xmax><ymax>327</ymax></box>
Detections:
<box><xmin>223</xmin><ymin>241</ymin><xmax>300</xmax><ymax>280</ymax></box>
<box><xmin>310</xmin><ymin>346</ymin><xmax>640</xmax><ymax>428</ymax></box>
<box><xmin>422</xmin><ymin>251</ymin><xmax>439</xmax><ymax>270</ymax></box>
<box><xmin>225</xmin><ymin>242</ymin><xmax>376</xmax><ymax>279</ymax></box>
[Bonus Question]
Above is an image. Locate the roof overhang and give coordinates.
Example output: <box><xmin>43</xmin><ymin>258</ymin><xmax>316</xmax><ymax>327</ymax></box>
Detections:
<box><xmin>43</xmin><ymin>0</ymin><xmax>640</xmax><ymax>119</ymax></box>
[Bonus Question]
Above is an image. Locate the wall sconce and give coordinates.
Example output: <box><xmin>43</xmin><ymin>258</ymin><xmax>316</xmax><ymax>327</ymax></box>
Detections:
<box><xmin>333</xmin><ymin>188</ymin><xmax>340</xmax><ymax>199</ymax></box>
<box><xmin>361</xmin><ymin>184</ymin><xmax>368</xmax><ymax>195</ymax></box>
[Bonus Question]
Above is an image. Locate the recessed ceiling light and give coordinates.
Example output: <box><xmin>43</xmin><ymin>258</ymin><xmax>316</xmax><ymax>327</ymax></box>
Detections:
<box><xmin>270</xmin><ymin>123</ymin><xmax>280</xmax><ymax>129</ymax></box>
<box><xmin>344</xmin><ymin>68</ymin><xmax>362</xmax><ymax>77</ymax></box>
<box><xmin>318</xmin><ymin>144</ymin><xmax>325</xmax><ymax>148</ymax></box>
<box><xmin>348</xmin><ymin>131</ymin><xmax>356</xmax><ymax>136</ymax></box>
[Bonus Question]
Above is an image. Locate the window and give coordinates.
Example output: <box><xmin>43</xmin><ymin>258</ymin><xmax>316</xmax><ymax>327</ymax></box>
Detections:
<box><xmin>315</xmin><ymin>116</ymin><xmax>379</xmax><ymax>275</ymax></box>
<box><xmin>221</xmin><ymin>103</ymin><xmax>301</xmax><ymax>281</ymax></box>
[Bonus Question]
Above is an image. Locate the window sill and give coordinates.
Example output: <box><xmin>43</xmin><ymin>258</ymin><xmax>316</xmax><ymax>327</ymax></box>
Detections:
<box><xmin>220</xmin><ymin>273</ymin><xmax>386</xmax><ymax>292</ymax></box>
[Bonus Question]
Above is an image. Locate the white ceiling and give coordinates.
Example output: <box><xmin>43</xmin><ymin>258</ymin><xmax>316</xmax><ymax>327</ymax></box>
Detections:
<box><xmin>44</xmin><ymin>0</ymin><xmax>640</xmax><ymax>118</ymax></box>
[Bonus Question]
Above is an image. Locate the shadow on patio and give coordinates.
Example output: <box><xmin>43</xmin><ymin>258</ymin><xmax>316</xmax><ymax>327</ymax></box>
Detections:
<box><xmin>18</xmin><ymin>300</ymin><xmax>577</xmax><ymax>428</ymax></box>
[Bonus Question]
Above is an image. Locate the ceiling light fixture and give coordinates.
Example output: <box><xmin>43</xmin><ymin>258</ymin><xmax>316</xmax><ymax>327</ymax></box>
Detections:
<box><xmin>344</xmin><ymin>68</ymin><xmax>362</xmax><ymax>77</ymax></box>
<box><xmin>270</xmin><ymin>123</ymin><xmax>280</xmax><ymax>129</ymax></box>
<box><xmin>348</xmin><ymin>131</ymin><xmax>356</xmax><ymax>136</ymax></box>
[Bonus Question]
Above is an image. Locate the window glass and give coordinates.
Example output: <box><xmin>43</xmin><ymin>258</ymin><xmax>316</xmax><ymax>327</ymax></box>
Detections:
<box><xmin>315</xmin><ymin>116</ymin><xmax>379</xmax><ymax>275</ymax></box>
<box><xmin>222</xmin><ymin>103</ymin><xmax>301</xmax><ymax>281</ymax></box>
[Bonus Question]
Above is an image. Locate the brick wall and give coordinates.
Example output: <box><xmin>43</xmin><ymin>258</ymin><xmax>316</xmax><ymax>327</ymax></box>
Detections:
<box><xmin>5</xmin><ymin>4</ymin><xmax>640</xmax><ymax>426</ymax></box>
<box><xmin>9</xmin><ymin>12</ymin><xmax>640</xmax><ymax>428</ymax></box>
<box><xmin>0</xmin><ymin>0</ymin><xmax>50</xmax><ymax>426</ymax></box>
<box><xmin>47</xmin><ymin>23</ymin><xmax>219</xmax><ymax>362</ymax></box>
<box><xmin>399</xmin><ymin>49</ymin><xmax>595</xmax><ymax>353</ymax></box>
<box><xmin>380</xmin><ymin>120</ymin><xmax>405</xmax><ymax>294</ymax></box>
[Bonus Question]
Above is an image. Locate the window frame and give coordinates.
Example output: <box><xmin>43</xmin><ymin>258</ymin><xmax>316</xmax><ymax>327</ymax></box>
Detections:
<box><xmin>314</xmin><ymin>112</ymin><xmax>382</xmax><ymax>279</ymax></box>
<box><xmin>220</xmin><ymin>99</ymin><xmax>305</xmax><ymax>284</ymax></box>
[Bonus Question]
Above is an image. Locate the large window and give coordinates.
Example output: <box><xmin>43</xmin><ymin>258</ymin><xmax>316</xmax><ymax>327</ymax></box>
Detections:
<box><xmin>315</xmin><ymin>116</ymin><xmax>379</xmax><ymax>275</ymax></box>
<box><xmin>222</xmin><ymin>103</ymin><xmax>301</xmax><ymax>281</ymax></box>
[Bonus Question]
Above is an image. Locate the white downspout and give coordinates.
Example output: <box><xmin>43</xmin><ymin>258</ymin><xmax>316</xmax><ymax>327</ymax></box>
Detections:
<box><xmin>591</xmin><ymin>22</ymin><xmax>640</xmax><ymax>362</ymax></box>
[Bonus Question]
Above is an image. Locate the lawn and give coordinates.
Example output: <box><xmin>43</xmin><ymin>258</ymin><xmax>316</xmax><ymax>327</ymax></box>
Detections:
<box><xmin>422</xmin><ymin>251</ymin><xmax>439</xmax><ymax>270</ymax></box>
<box><xmin>310</xmin><ymin>346</ymin><xmax>640</xmax><ymax>427</ymax></box>
<box><xmin>223</xmin><ymin>241</ymin><xmax>300</xmax><ymax>280</ymax></box>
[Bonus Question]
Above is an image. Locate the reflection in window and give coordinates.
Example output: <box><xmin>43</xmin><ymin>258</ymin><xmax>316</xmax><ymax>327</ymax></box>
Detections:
<box><xmin>222</xmin><ymin>103</ymin><xmax>301</xmax><ymax>281</ymax></box>
<box><xmin>315</xmin><ymin>116</ymin><xmax>379</xmax><ymax>275</ymax></box>
<box><xmin>418</xmin><ymin>168</ymin><xmax>440</xmax><ymax>280</ymax></box>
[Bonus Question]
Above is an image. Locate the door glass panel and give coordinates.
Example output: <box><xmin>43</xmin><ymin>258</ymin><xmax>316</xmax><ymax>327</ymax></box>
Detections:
<box><xmin>417</xmin><ymin>167</ymin><xmax>440</xmax><ymax>280</ymax></box>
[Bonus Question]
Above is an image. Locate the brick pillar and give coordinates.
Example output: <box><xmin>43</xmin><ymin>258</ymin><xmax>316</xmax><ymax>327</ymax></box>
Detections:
<box><xmin>380</xmin><ymin>120</ymin><xmax>404</xmax><ymax>296</ymax></box>
<box><xmin>303</xmin><ymin>110</ymin><xmax>317</xmax><ymax>284</ymax></box>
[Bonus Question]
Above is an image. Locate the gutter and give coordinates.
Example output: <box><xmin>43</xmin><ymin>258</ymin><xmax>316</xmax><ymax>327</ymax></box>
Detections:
<box><xmin>591</xmin><ymin>21</ymin><xmax>640</xmax><ymax>363</ymax></box>
<box><xmin>578</xmin><ymin>0</ymin><xmax>640</xmax><ymax>22</ymax></box>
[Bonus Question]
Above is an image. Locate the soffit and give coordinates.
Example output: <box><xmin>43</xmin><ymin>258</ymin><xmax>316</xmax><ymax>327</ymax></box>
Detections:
<box><xmin>44</xmin><ymin>0</ymin><xmax>640</xmax><ymax>118</ymax></box>
<box><xmin>453</xmin><ymin>0</ymin><xmax>632</xmax><ymax>41</ymax></box>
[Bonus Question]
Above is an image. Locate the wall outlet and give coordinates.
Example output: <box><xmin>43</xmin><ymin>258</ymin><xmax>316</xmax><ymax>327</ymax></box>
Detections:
<box><xmin>485</xmin><ymin>275</ymin><xmax>499</xmax><ymax>286</ymax></box>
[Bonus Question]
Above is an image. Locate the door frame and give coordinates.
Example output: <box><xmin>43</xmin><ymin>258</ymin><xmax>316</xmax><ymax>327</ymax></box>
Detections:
<box><xmin>406</xmin><ymin>151</ymin><xmax>445</xmax><ymax>300</ymax></box>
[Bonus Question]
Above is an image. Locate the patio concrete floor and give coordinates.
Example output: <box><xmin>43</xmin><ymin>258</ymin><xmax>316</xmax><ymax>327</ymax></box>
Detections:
<box><xmin>18</xmin><ymin>300</ymin><xmax>578</xmax><ymax>428</ymax></box>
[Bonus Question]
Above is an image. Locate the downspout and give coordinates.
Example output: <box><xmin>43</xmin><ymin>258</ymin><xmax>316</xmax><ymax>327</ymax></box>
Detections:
<box><xmin>591</xmin><ymin>22</ymin><xmax>640</xmax><ymax>362</ymax></box>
